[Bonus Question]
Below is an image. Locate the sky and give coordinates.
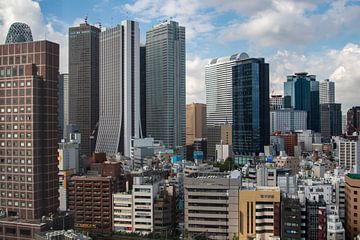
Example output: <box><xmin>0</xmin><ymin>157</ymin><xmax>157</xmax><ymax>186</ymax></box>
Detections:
<box><xmin>0</xmin><ymin>0</ymin><xmax>359</xmax><ymax>111</ymax></box>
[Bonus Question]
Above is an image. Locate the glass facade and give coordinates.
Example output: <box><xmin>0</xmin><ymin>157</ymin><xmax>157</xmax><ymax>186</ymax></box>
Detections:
<box><xmin>5</xmin><ymin>22</ymin><xmax>33</xmax><ymax>44</ymax></box>
<box><xmin>232</xmin><ymin>58</ymin><xmax>269</xmax><ymax>155</ymax></box>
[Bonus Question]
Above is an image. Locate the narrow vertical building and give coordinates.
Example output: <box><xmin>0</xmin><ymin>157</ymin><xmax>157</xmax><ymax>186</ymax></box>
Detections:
<box><xmin>58</xmin><ymin>73</ymin><xmax>69</xmax><ymax>140</ymax></box>
<box><xmin>186</xmin><ymin>103</ymin><xmax>206</xmax><ymax>145</ymax></box>
<box><xmin>0</xmin><ymin>23</ymin><xmax>59</xmax><ymax>220</ymax></box>
<box><xmin>68</xmin><ymin>22</ymin><xmax>100</xmax><ymax>162</ymax></box>
<box><xmin>140</xmin><ymin>45</ymin><xmax>146</xmax><ymax>137</ymax></box>
<box><xmin>232</xmin><ymin>56</ymin><xmax>269</xmax><ymax>155</ymax></box>
<box><xmin>146</xmin><ymin>20</ymin><xmax>185</xmax><ymax>149</ymax></box>
<box><xmin>96</xmin><ymin>20</ymin><xmax>140</xmax><ymax>157</ymax></box>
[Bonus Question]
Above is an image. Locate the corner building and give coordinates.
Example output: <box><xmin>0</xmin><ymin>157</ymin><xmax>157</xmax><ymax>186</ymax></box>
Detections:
<box><xmin>0</xmin><ymin>40</ymin><xmax>59</xmax><ymax>219</ymax></box>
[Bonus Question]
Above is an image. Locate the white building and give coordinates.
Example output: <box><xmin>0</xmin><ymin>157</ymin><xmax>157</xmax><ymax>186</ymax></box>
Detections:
<box><xmin>270</xmin><ymin>94</ymin><xmax>283</xmax><ymax>110</ymax></box>
<box><xmin>337</xmin><ymin>139</ymin><xmax>360</xmax><ymax>173</ymax></box>
<box><xmin>270</xmin><ymin>108</ymin><xmax>307</xmax><ymax>133</ymax></box>
<box><xmin>298</xmin><ymin>179</ymin><xmax>333</xmax><ymax>204</ymax></box>
<box><xmin>296</xmin><ymin>130</ymin><xmax>321</xmax><ymax>152</ymax></box>
<box><xmin>215</xmin><ymin>143</ymin><xmax>232</xmax><ymax>163</ymax></box>
<box><xmin>319</xmin><ymin>79</ymin><xmax>335</xmax><ymax>104</ymax></box>
<box><xmin>327</xmin><ymin>205</ymin><xmax>345</xmax><ymax>240</ymax></box>
<box><xmin>113</xmin><ymin>192</ymin><xmax>133</xmax><ymax>233</ymax></box>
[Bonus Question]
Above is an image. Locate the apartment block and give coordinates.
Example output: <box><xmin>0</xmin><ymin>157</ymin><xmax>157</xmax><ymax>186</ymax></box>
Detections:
<box><xmin>338</xmin><ymin>139</ymin><xmax>360</xmax><ymax>173</ymax></box>
<box><xmin>345</xmin><ymin>173</ymin><xmax>360</xmax><ymax>239</ymax></box>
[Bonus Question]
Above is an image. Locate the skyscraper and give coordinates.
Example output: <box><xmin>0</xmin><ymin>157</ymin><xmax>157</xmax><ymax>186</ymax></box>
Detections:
<box><xmin>205</xmin><ymin>52</ymin><xmax>249</xmax><ymax>126</ymax></box>
<box><xmin>5</xmin><ymin>22</ymin><xmax>33</xmax><ymax>44</ymax></box>
<box><xmin>58</xmin><ymin>73</ymin><xmax>69</xmax><ymax>140</ymax></box>
<box><xmin>347</xmin><ymin>106</ymin><xmax>360</xmax><ymax>135</ymax></box>
<box><xmin>232</xmin><ymin>56</ymin><xmax>269</xmax><ymax>155</ymax></box>
<box><xmin>146</xmin><ymin>20</ymin><xmax>185</xmax><ymax>149</ymax></box>
<box><xmin>284</xmin><ymin>72</ymin><xmax>320</xmax><ymax>132</ymax></box>
<box><xmin>68</xmin><ymin>22</ymin><xmax>100</xmax><ymax>162</ymax></box>
<box><xmin>96</xmin><ymin>20</ymin><xmax>140</xmax><ymax>157</ymax></box>
<box><xmin>320</xmin><ymin>103</ymin><xmax>342</xmax><ymax>142</ymax></box>
<box><xmin>0</xmin><ymin>37</ymin><xmax>59</xmax><ymax>219</ymax></box>
<box><xmin>319</xmin><ymin>79</ymin><xmax>335</xmax><ymax>104</ymax></box>
<box><xmin>186</xmin><ymin>103</ymin><xmax>206</xmax><ymax>145</ymax></box>
<box><xmin>140</xmin><ymin>45</ymin><xmax>146</xmax><ymax>137</ymax></box>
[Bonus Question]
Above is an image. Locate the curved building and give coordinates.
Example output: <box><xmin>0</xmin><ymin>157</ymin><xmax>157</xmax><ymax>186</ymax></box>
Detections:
<box><xmin>5</xmin><ymin>22</ymin><xmax>33</xmax><ymax>44</ymax></box>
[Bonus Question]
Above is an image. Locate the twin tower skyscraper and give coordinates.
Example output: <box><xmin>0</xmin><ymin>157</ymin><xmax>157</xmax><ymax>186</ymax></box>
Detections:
<box><xmin>68</xmin><ymin>20</ymin><xmax>185</xmax><ymax>160</ymax></box>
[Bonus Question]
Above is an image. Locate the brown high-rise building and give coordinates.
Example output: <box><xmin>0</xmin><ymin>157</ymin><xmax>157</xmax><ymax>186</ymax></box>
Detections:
<box><xmin>186</xmin><ymin>103</ymin><xmax>206</xmax><ymax>145</ymax></box>
<box><xmin>0</xmin><ymin>37</ymin><xmax>59</xmax><ymax>220</ymax></box>
<box><xmin>69</xmin><ymin>23</ymin><xmax>100</xmax><ymax>164</ymax></box>
<box><xmin>345</xmin><ymin>173</ymin><xmax>360</xmax><ymax>239</ymax></box>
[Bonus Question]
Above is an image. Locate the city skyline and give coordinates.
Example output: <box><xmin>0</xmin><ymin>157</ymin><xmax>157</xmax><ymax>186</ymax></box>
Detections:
<box><xmin>0</xmin><ymin>0</ymin><xmax>359</xmax><ymax>110</ymax></box>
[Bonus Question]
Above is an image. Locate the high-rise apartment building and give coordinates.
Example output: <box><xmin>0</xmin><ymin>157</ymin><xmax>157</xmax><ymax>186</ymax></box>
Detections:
<box><xmin>270</xmin><ymin>109</ymin><xmax>307</xmax><ymax>133</ymax></box>
<box><xmin>270</xmin><ymin>94</ymin><xmax>283</xmax><ymax>110</ymax></box>
<box><xmin>319</xmin><ymin>79</ymin><xmax>335</xmax><ymax>104</ymax></box>
<box><xmin>186</xmin><ymin>103</ymin><xmax>206</xmax><ymax>145</ymax></box>
<box><xmin>205</xmin><ymin>52</ymin><xmax>249</xmax><ymax>126</ymax></box>
<box><xmin>320</xmin><ymin>103</ymin><xmax>342</xmax><ymax>142</ymax></box>
<box><xmin>345</xmin><ymin>173</ymin><xmax>360</xmax><ymax>239</ymax></box>
<box><xmin>96</xmin><ymin>20</ymin><xmax>141</xmax><ymax>157</ymax></box>
<box><xmin>338</xmin><ymin>139</ymin><xmax>360</xmax><ymax>172</ymax></box>
<box><xmin>146</xmin><ymin>20</ymin><xmax>185</xmax><ymax>149</ymax></box>
<box><xmin>238</xmin><ymin>186</ymin><xmax>281</xmax><ymax>240</ymax></box>
<box><xmin>68</xmin><ymin>22</ymin><xmax>100</xmax><ymax>161</ymax></box>
<box><xmin>0</xmin><ymin>38</ymin><xmax>59</xmax><ymax>220</ymax></box>
<box><xmin>58</xmin><ymin>73</ymin><xmax>69</xmax><ymax>140</ymax></box>
<box><xmin>232</xmin><ymin>57</ymin><xmax>269</xmax><ymax>155</ymax></box>
<box><xmin>284</xmin><ymin>72</ymin><xmax>320</xmax><ymax>132</ymax></box>
<box><xmin>347</xmin><ymin>106</ymin><xmax>360</xmax><ymax>135</ymax></box>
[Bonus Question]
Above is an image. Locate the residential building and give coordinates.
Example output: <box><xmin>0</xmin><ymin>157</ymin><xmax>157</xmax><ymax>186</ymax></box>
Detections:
<box><xmin>327</xmin><ymin>205</ymin><xmax>345</xmax><ymax>240</ymax></box>
<box><xmin>68</xmin><ymin>22</ymin><xmax>100</xmax><ymax>161</ymax></box>
<box><xmin>345</xmin><ymin>173</ymin><xmax>360</xmax><ymax>239</ymax></box>
<box><xmin>270</xmin><ymin>94</ymin><xmax>283</xmax><ymax>110</ymax></box>
<box><xmin>215</xmin><ymin>142</ymin><xmax>232</xmax><ymax>163</ymax></box>
<box><xmin>320</xmin><ymin>103</ymin><xmax>342</xmax><ymax>142</ymax></box>
<box><xmin>319</xmin><ymin>79</ymin><xmax>335</xmax><ymax>104</ymax></box>
<box><xmin>0</xmin><ymin>37</ymin><xmax>59</xmax><ymax>219</ymax></box>
<box><xmin>347</xmin><ymin>106</ymin><xmax>360</xmax><ymax>135</ymax></box>
<box><xmin>238</xmin><ymin>186</ymin><xmax>281</xmax><ymax>240</ymax></box>
<box><xmin>338</xmin><ymin>139</ymin><xmax>360</xmax><ymax>172</ymax></box>
<box><xmin>284</xmin><ymin>72</ymin><xmax>320</xmax><ymax>132</ymax></box>
<box><xmin>184</xmin><ymin>171</ymin><xmax>242</xmax><ymax>240</ymax></box>
<box><xmin>96</xmin><ymin>20</ymin><xmax>141</xmax><ymax>158</ymax></box>
<box><xmin>146</xmin><ymin>20</ymin><xmax>185</xmax><ymax>149</ymax></box>
<box><xmin>186</xmin><ymin>103</ymin><xmax>206</xmax><ymax>145</ymax></box>
<box><xmin>232</xmin><ymin>57</ymin><xmax>269</xmax><ymax>155</ymax></box>
<box><xmin>205</xmin><ymin>52</ymin><xmax>249</xmax><ymax>126</ymax></box>
<box><xmin>207</xmin><ymin>123</ymin><xmax>232</xmax><ymax>160</ymax></box>
<box><xmin>270</xmin><ymin>109</ymin><xmax>307</xmax><ymax>133</ymax></box>
<box><xmin>256</xmin><ymin>163</ymin><xmax>277</xmax><ymax>187</ymax></box>
<box><xmin>113</xmin><ymin>192</ymin><xmax>133</xmax><ymax>233</ymax></box>
<box><xmin>306</xmin><ymin>198</ymin><xmax>327</xmax><ymax>240</ymax></box>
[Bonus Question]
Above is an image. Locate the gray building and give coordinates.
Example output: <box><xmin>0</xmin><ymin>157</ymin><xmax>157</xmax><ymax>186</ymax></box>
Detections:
<box><xmin>319</xmin><ymin>79</ymin><xmax>335</xmax><ymax>104</ymax></box>
<box><xmin>58</xmin><ymin>73</ymin><xmax>69</xmax><ymax>140</ymax></box>
<box><xmin>96</xmin><ymin>20</ymin><xmax>141</xmax><ymax>158</ymax></box>
<box><xmin>320</xmin><ymin>103</ymin><xmax>342</xmax><ymax>142</ymax></box>
<box><xmin>270</xmin><ymin>108</ymin><xmax>307</xmax><ymax>133</ymax></box>
<box><xmin>68</xmin><ymin>22</ymin><xmax>100</xmax><ymax>162</ymax></box>
<box><xmin>184</xmin><ymin>172</ymin><xmax>241</xmax><ymax>240</ymax></box>
<box><xmin>146</xmin><ymin>20</ymin><xmax>185</xmax><ymax>149</ymax></box>
<box><xmin>140</xmin><ymin>45</ymin><xmax>146</xmax><ymax>137</ymax></box>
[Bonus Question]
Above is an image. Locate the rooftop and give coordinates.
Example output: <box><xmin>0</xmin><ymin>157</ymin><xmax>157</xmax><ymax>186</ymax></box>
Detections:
<box><xmin>347</xmin><ymin>173</ymin><xmax>360</xmax><ymax>180</ymax></box>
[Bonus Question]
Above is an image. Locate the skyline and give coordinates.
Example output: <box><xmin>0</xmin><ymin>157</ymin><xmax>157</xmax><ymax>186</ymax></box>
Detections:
<box><xmin>0</xmin><ymin>0</ymin><xmax>359</xmax><ymax>110</ymax></box>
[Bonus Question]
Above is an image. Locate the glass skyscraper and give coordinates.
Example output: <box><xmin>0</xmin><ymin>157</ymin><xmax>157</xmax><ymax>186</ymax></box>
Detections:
<box><xmin>145</xmin><ymin>20</ymin><xmax>185</xmax><ymax>149</ymax></box>
<box><xmin>284</xmin><ymin>72</ymin><xmax>320</xmax><ymax>132</ymax></box>
<box><xmin>232</xmin><ymin>57</ymin><xmax>269</xmax><ymax>155</ymax></box>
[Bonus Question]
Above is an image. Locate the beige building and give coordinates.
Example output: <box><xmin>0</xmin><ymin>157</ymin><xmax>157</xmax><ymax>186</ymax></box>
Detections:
<box><xmin>207</xmin><ymin>123</ymin><xmax>232</xmax><ymax>160</ymax></box>
<box><xmin>238</xmin><ymin>186</ymin><xmax>281</xmax><ymax>240</ymax></box>
<box><xmin>345</xmin><ymin>173</ymin><xmax>360</xmax><ymax>239</ymax></box>
<box><xmin>186</xmin><ymin>103</ymin><xmax>206</xmax><ymax>145</ymax></box>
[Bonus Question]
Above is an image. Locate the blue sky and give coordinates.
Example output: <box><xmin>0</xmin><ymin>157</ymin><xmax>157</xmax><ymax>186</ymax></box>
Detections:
<box><xmin>0</xmin><ymin>0</ymin><xmax>359</xmax><ymax>110</ymax></box>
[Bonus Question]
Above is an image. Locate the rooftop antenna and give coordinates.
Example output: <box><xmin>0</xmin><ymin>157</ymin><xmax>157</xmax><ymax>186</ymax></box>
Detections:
<box><xmin>96</xmin><ymin>22</ymin><xmax>102</xmax><ymax>30</ymax></box>
<box><xmin>84</xmin><ymin>15</ymin><xmax>88</xmax><ymax>24</ymax></box>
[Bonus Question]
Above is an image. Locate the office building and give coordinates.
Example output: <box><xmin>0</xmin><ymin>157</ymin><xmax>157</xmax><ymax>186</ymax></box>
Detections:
<box><xmin>297</xmin><ymin>130</ymin><xmax>321</xmax><ymax>152</ymax></box>
<box><xmin>338</xmin><ymin>139</ymin><xmax>360</xmax><ymax>172</ymax></box>
<box><xmin>320</xmin><ymin>103</ymin><xmax>342</xmax><ymax>142</ymax></box>
<box><xmin>233</xmin><ymin>57</ymin><xmax>269</xmax><ymax>155</ymax></box>
<box><xmin>186</xmin><ymin>103</ymin><xmax>206</xmax><ymax>145</ymax></box>
<box><xmin>345</xmin><ymin>173</ymin><xmax>360</xmax><ymax>239</ymax></box>
<box><xmin>146</xmin><ymin>20</ymin><xmax>185</xmax><ymax>149</ymax></box>
<box><xmin>270</xmin><ymin>94</ymin><xmax>283</xmax><ymax>110</ymax></box>
<box><xmin>319</xmin><ymin>79</ymin><xmax>335</xmax><ymax>104</ymax></box>
<box><xmin>69</xmin><ymin>22</ymin><xmax>100</xmax><ymax>161</ymax></box>
<box><xmin>306</xmin><ymin>198</ymin><xmax>327</xmax><ymax>240</ymax></box>
<box><xmin>5</xmin><ymin>22</ymin><xmax>33</xmax><ymax>44</ymax></box>
<box><xmin>284</xmin><ymin>72</ymin><xmax>320</xmax><ymax>132</ymax></box>
<box><xmin>281</xmin><ymin>196</ymin><xmax>302</xmax><ymax>239</ymax></box>
<box><xmin>96</xmin><ymin>20</ymin><xmax>141</xmax><ymax>157</ymax></box>
<box><xmin>347</xmin><ymin>106</ymin><xmax>360</xmax><ymax>135</ymax></box>
<box><xmin>0</xmin><ymin>37</ymin><xmax>59</xmax><ymax>220</ymax></box>
<box><xmin>270</xmin><ymin>108</ymin><xmax>307</xmax><ymax>133</ymax></box>
<box><xmin>184</xmin><ymin>172</ymin><xmax>241</xmax><ymax>240</ymax></box>
<box><xmin>58</xmin><ymin>73</ymin><xmax>69</xmax><ymax>140</ymax></box>
<box><xmin>207</xmin><ymin>123</ymin><xmax>232</xmax><ymax>160</ymax></box>
<box><xmin>238</xmin><ymin>186</ymin><xmax>281</xmax><ymax>240</ymax></box>
<box><xmin>140</xmin><ymin>45</ymin><xmax>146</xmax><ymax>137</ymax></box>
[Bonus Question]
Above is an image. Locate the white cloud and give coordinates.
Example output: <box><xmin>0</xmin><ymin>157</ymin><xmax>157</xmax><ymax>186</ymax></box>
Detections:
<box><xmin>186</xmin><ymin>56</ymin><xmax>209</xmax><ymax>104</ymax></box>
<box><xmin>0</xmin><ymin>0</ymin><xmax>68</xmax><ymax>73</ymax></box>
<box><xmin>269</xmin><ymin>43</ymin><xmax>360</xmax><ymax>111</ymax></box>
